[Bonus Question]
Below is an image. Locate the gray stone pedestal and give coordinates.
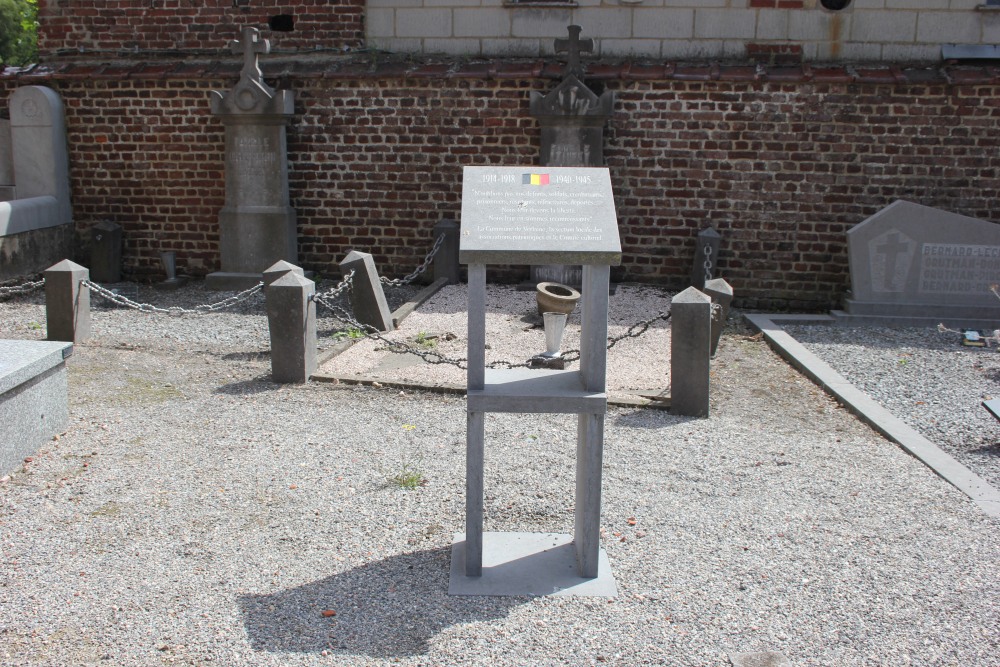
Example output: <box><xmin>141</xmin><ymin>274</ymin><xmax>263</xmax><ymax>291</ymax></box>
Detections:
<box><xmin>0</xmin><ymin>339</ymin><xmax>73</xmax><ymax>475</ymax></box>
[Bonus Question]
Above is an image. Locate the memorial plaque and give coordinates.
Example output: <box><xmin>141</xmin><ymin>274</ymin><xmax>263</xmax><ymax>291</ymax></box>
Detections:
<box><xmin>840</xmin><ymin>199</ymin><xmax>1000</xmax><ymax>324</ymax></box>
<box><xmin>459</xmin><ymin>166</ymin><xmax>621</xmax><ymax>267</ymax></box>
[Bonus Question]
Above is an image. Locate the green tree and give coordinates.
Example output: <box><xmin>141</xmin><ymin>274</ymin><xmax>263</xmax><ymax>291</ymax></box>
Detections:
<box><xmin>0</xmin><ymin>0</ymin><xmax>37</xmax><ymax>66</ymax></box>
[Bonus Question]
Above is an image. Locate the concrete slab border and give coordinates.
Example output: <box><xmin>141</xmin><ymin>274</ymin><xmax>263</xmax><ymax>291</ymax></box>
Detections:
<box><xmin>745</xmin><ymin>313</ymin><xmax>1000</xmax><ymax>519</ymax></box>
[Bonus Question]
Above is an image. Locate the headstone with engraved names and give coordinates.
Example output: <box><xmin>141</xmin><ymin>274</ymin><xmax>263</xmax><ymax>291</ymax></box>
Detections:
<box><xmin>528</xmin><ymin>25</ymin><xmax>615</xmax><ymax>288</ymax></box>
<box><xmin>835</xmin><ymin>200</ymin><xmax>1000</xmax><ymax>326</ymax></box>
<box><xmin>206</xmin><ymin>26</ymin><xmax>296</xmax><ymax>290</ymax></box>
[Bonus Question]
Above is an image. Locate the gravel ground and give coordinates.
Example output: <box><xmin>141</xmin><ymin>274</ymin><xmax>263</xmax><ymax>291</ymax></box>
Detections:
<box><xmin>319</xmin><ymin>283</ymin><xmax>672</xmax><ymax>398</ymax></box>
<box><xmin>0</xmin><ymin>280</ymin><xmax>998</xmax><ymax>667</ymax></box>
<box><xmin>783</xmin><ymin>325</ymin><xmax>1000</xmax><ymax>493</ymax></box>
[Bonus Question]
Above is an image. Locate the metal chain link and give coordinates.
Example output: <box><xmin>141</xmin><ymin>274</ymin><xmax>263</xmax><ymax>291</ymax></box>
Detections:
<box><xmin>311</xmin><ymin>270</ymin><xmax>354</xmax><ymax>305</ymax></box>
<box><xmin>0</xmin><ymin>278</ymin><xmax>44</xmax><ymax>300</ymax></box>
<box><xmin>703</xmin><ymin>245</ymin><xmax>713</xmax><ymax>284</ymax></box>
<box><xmin>83</xmin><ymin>279</ymin><xmax>264</xmax><ymax>315</ymax></box>
<box><xmin>380</xmin><ymin>233</ymin><xmax>445</xmax><ymax>287</ymax></box>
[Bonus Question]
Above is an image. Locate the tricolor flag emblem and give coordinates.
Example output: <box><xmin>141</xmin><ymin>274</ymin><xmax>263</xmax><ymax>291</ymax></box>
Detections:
<box><xmin>522</xmin><ymin>173</ymin><xmax>550</xmax><ymax>186</ymax></box>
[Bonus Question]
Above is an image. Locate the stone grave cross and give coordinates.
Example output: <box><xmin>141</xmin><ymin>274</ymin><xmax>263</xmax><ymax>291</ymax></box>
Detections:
<box><xmin>231</xmin><ymin>26</ymin><xmax>270</xmax><ymax>86</ymax></box>
<box><xmin>206</xmin><ymin>26</ymin><xmax>297</xmax><ymax>290</ymax></box>
<box><xmin>554</xmin><ymin>25</ymin><xmax>593</xmax><ymax>79</ymax></box>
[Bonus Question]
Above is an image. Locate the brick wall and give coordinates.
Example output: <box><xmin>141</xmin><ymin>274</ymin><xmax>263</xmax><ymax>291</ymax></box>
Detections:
<box><xmin>37</xmin><ymin>0</ymin><xmax>364</xmax><ymax>56</ymax></box>
<box><xmin>4</xmin><ymin>59</ymin><xmax>1000</xmax><ymax>310</ymax></box>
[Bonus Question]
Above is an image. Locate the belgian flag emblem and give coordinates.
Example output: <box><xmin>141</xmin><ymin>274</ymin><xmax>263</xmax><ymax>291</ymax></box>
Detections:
<box><xmin>522</xmin><ymin>173</ymin><xmax>550</xmax><ymax>186</ymax></box>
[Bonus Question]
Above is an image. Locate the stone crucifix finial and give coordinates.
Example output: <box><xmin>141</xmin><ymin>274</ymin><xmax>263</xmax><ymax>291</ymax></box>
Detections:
<box><xmin>230</xmin><ymin>26</ymin><xmax>270</xmax><ymax>85</ymax></box>
<box><xmin>554</xmin><ymin>25</ymin><xmax>593</xmax><ymax>80</ymax></box>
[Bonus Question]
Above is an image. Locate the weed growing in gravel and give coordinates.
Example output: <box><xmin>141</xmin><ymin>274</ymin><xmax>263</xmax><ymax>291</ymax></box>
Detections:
<box><xmin>333</xmin><ymin>327</ymin><xmax>364</xmax><ymax>341</ymax></box>
<box><xmin>415</xmin><ymin>331</ymin><xmax>437</xmax><ymax>348</ymax></box>
<box><xmin>390</xmin><ymin>458</ymin><xmax>427</xmax><ymax>490</ymax></box>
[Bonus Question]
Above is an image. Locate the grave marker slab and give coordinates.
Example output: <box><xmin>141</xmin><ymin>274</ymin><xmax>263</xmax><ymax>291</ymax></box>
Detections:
<box><xmin>835</xmin><ymin>200</ymin><xmax>1000</xmax><ymax>326</ymax></box>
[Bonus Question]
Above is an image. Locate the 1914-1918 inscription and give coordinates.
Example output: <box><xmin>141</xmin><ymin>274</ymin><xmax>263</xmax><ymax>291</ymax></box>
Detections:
<box><xmin>459</xmin><ymin>166</ymin><xmax>621</xmax><ymax>267</ymax></box>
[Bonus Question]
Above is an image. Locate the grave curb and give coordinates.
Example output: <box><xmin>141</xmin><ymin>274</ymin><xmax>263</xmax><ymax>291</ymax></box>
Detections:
<box><xmin>315</xmin><ymin>277</ymin><xmax>449</xmax><ymax>367</ymax></box>
<box><xmin>745</xmin><ymin>312</ymin><xmax>1000</xmax><ymax>520</ymax></box>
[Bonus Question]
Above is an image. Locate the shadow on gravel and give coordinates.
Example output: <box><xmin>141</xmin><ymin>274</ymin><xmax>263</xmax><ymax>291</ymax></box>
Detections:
<box><xmin>612</xmin><ymin>409</ymin><xmax>692</xmax><ymax>429</ymax></box>
<box><xmin>221</xmin><ymin>351</ymin><xmax>271</xmax><ymax>362</ymax></box>
<box><xmin>238</xmin><ymin>546</ymin><xmax>521</xmax><ymax>658</ymax></box>
<box><xmin>214</xmin><ymin>376</ymin><xmax>283</xmax><ymax>395</ymax></box>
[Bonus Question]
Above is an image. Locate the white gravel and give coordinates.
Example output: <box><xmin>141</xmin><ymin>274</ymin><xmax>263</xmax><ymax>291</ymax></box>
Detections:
<box><xmin>0</xmin><ymin>280</ymin><xmax>997</xmax><ymax>667</ymax></box>
<box><xmin>782</xmin><ymin>324</ymin><xmax>1000</xmax><ymax>492</ymax></box>
<box><xmin>319</xmin><ymin>283</ymin><xmax>672</xmax><ymax>398</ymax></box>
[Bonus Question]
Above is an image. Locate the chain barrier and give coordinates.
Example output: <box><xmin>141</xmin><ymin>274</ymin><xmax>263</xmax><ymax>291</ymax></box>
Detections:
<box><xmin>318</xmin><ymin>289</ymin><xmax>673</xmax><ymax>370</ymax></box>
<box><xmin>702</xmin><ymin>245</ymin><xmax>713</xmax><ymax>284</ymax></box>
<box><xmin>83</xmin><ymin>279</ymin><xmax>264</xmax><ymax>316</ymax></box>
<box><xmin>0</xmin><ymin>278</ymin><xmax>44</xmax><ymax>300</ymax></box>
<box><xmin>311</xmin><ymin>270</ymin><xmax>354</xmax><ymax>309</ymax></box>
<box><xmin>380</xmin><ymin>233</ymin><xmax>445</xmax><ymax>287</ymax></box>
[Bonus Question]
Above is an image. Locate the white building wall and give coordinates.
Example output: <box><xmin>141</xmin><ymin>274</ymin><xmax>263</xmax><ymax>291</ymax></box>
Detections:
<box><xmin>366</xmin><ymin>0</ymin><xmax>1000</xmax><ymax>61</ymax></box>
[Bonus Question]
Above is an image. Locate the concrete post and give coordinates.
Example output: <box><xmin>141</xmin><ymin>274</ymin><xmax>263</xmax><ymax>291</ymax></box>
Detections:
<box><xmin>338</xmin><ymin>250</ymin><xmax>393</xmax><ymax>332</ymax></box>
<box><xmin>266</xmin><ymin>272</ymin><xmax>317</xmax><ymax>384</ymax></box>
<box><xmin>690</xmin><ymin>227</ymin><xmax>721</xmax><ymax>290</ymax></box>
<box><xmin>44</xmin><ymin>259</ymin><xmax>90</xmax><ymax>343</ymax></box>
<box><xmin>670</xmin><ymin>286</ymin><xmax>712</xmax><ymax>418</ymax></box>
<box><xmin>433</xmin><ymin>219</ymin><xmax>461</xmax><ymax>285</ymax></box>
<box><xmin>263</xmin><ymin>259</ymin><xmax>304</xmax><ymax>286</ymax></box>
<box><xmin>703</xmin><ymin>277</ymin><xmax>734</xmax><ymax>358</ymax></box>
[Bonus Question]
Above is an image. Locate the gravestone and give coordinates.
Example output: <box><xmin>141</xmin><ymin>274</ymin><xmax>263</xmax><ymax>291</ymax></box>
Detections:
<box><xmin>453</xmin><ymin>165</ymin><xmax>620</xmax><ymax>597</ymax></box>
<box><xmin>529</xmin><ymin>25</ymin><xmax>615</xmax><ymax>288</ymax></box>
<box><xmin>0</xmin><ymin>339</ymin><xmax>73</xmax><ymax>475</ymax></box>
<box><xmin>206</xmin><ymin>26</ymin><xmax>296</xmax><ymax>291</ymax></box>
<box><xmin>0</xmin><ymin>86</ymin><xmax>74</xmax><ymax>280</ymax></box>
<box><xmin>834</xmin><ymin>200</ymin><xmax>1000</xmax><ymax>327</ymax></box>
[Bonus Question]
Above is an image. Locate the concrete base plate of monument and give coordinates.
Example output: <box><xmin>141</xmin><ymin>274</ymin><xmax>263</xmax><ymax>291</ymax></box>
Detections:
<box><xmin>448</xmin><ymin>532</ymin><xmax>617</xmax><ymax>597</ymax></box>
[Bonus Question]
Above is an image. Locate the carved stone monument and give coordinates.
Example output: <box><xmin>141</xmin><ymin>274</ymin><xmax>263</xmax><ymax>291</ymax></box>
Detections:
<box><xmin>529</xmin><ymin>26</ymin><xmax>615</xmax><ymax>288</ymax></box>
<box><xmin>207</xmin><ymin>27</ymin><xmax>296</xmax><ymax>290</ymax></box>
<box><xmin>833</xmin><ymin>200</ymin><xmax>1000</xmax><ymax>327</ymax></box>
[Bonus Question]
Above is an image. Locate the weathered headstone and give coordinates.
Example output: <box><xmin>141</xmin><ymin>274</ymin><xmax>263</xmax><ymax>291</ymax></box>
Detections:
<box><xmin>0</xmin><ymin>339</ymin><xmax>73</xmax><ymax>475</ymax></box>
<box><xmin>529</xmin><ymin>25</ymin><xmax>615</xmax><ymax>288</ymax></box>
<box><xmin>453</xmin><ymin>165</ymin><xmax>620</xmax><ymax>597</ymax></box>
<box><xmin>265</xmin><ymin>271</ymin><xmax>316</xmax><ymax>383</ymax></box>
<box><xmin>45</xmin><ymin>259</ymin><xmax>91</xmax><ymax>343</ymax></box>
<box><xmin>703</xmin><ymin>277</ymin><xmax>734</xmax><ymax>358</ymax></box>
<box><xmin>670</xmin><ymin>286</ymin><xmax>712</xmax><ymax>418</ymax></box>
<box><xmin>207</xmin><ymin>27</ymin><xmax>296</xmax><ymax>291</ymax></box>
<box><xmin>836</xmin><ymin>200</ymin><xmax>1000</xmax><ymax>326</ymax></box>
<box><xmin>690</xmin><ymin>227</ymin><xmax>721</xmax><ymax>290</ymax></box>
<box><xmin>0</xmin><ymin>86</ymin><xmax>74</xmax><ymax>280</ymax></box>
<box><xmin>338</xmin><ymin>250</ymin><xmax>393</xmax><ymax>332</ymax></box>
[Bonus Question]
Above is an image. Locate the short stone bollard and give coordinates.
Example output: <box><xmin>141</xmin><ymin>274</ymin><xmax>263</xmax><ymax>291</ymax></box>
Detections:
<box><xmin>690</xmin><ymin>227</ymin><xmax>721</xmax><ymax>290</ymax></box>
<box><xmin>702</xmin><ymin>277</ymin><xmax>734</xmax><ymax>358</ymax></box>
<box><xmin>339</xmin><ymin>250</ymin><xmax>393</xmax><ymax>332</ymax></box>
<box><xmin>263</xmin><ymin>259</ymin><xmax>304</xmax><ymax>286</ymax></box>
<box><xmin>45</xmin><ymin>259</ymin><xmax>91</xmax><ymax>343</ymax></box>
<box><xmin>433</xmin><ymin>218</ymin><xmax>461</xmax><ymax>285</ymax></box>
<box><xmin>266</xmin><ymin>272</ymin><xmax>317</xmax><ymax>384</ymax></box>
<box><xmin>670</xmin><ymin>286</ymin><xmax>712</xmax><ymax>418</ymax></box>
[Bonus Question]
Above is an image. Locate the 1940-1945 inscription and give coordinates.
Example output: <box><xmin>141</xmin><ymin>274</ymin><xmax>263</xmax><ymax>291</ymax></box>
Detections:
<box><xmin>459</xmin><ymin>166</ymin><xmax>621</xmax><ymax>266</ymax></box>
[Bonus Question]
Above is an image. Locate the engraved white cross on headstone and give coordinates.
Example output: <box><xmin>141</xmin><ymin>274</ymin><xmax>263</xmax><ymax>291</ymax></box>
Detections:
<box><xmin>230</xmin><ymin>26</ymin><xmax>270</xmax><ymax>85</ymax></box>
<box><xmin>554</xmin><ymin>25</ymin><xmax>593</xmax><ymax>80</ymax></box>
